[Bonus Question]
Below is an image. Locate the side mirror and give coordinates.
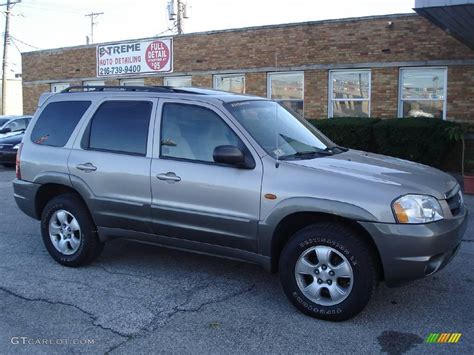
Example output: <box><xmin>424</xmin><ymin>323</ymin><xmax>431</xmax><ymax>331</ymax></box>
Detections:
<box><xmin>213</xmin><ymin>145</ymin><xmax>246</xmax><ymax>167</ymax></box>
<box><xmin>0</xmin><ymin>128</ymin><xmax>11</xmax><ymax>134</ymax></box>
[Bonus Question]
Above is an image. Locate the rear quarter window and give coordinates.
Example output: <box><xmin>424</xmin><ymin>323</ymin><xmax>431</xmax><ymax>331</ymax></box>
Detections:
<box><xmin>31</xmin><ymin>101</ymin><xmax>91</xmax><ymax>147</ymax></box>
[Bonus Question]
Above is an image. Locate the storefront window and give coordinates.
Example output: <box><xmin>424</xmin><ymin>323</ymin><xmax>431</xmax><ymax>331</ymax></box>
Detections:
<box><xmin>213</xmin><ymin>74</ymin><xmax>245</xmax><ymax>94</ymax></box>
<box><xmin>267</xmin><ymin>72</ymin><xmax>304</xmax><ymax>117</ymax></box>
<box><xmin>399</xmin><ymin>68</ymin><xmax>447</xmax><ymax>119</ymax></box>
<box><xmin>164</xmin><ymin>76</ymin><xmax>192</xmax><ymax>87</ymax></box>
<box><xmin>329</xmin><ymin>70</ymin><xmax>370</xmax><ymax>118</ymax></box>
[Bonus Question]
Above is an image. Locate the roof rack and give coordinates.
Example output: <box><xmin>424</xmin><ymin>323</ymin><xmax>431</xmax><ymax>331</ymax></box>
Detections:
<box><xmin>61</xmin><ymin>85</ymin><xmax>207</xmax><ymax>95</ymax></box>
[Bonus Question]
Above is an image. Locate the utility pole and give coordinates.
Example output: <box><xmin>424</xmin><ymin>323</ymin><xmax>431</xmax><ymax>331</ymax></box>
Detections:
<box><xmin>176</xmin><ymin>0</ymin><xmax>183</xmax><ymax>35</ymax></box>
<box><xmin>1</xmin><ymin>0</ymin><xmax>21</xmax><ymax>115</ymax></box>
<box><xmin>85</xmin><ymin>11</ymin><xmax>104</xmax><ymax>44</ymax></box>
<box><xmin>167</xmin><ymin>0</ymin><xmax>189</xmax><ymax>35</ymax></box>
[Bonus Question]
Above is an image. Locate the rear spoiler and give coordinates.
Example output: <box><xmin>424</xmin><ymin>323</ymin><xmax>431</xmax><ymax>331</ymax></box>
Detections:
<box><xmin>38</xmin><ymin>92</ymin><xmax>55</xmax><ymax>108</ymax></box>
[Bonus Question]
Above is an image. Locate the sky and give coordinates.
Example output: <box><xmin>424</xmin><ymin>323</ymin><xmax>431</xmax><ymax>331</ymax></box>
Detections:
<box><xmin>2</xmin><ymin>0</ymin><xmax>416</xmax><ymax>76</ymax></box>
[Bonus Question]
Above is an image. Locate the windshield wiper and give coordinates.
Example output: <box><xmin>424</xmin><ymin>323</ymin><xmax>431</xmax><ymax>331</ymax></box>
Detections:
<box><xmin>278</xmin><ymin>149</ymin><xmax>333</xmax><ymax>160</ymax></box>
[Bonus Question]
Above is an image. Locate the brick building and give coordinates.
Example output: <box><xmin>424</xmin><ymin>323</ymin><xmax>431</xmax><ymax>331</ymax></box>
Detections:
<box><xmin>21</xmin><ymin>13</ymin><xmax>474</xmax><ymax>122</ymax></box>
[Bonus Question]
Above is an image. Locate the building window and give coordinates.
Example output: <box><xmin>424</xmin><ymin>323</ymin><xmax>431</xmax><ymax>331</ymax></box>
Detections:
<box><xmin>399</xmin><ymin>67</ymin><xmax>447</xmax><ymax>119</ymax></box>
<box><xmin>164</xmin><ymin>76</ymin><xmax>192</xmax><ymax>87</ymax></box>
<box><xmin>120</xmin><ymin>78</ymin><xmax>144</xmax><ymax>86</ymax></box>
<box><xmin>267</xmin><ymin>72</ymin><xmax>304</xmax><ymax>116</ymax></box>
<box><xmin>214</xmin><ymin>74</ymin><xmax>245</xmax><ymax>94</ymax></box>
<box><xmin>329</xmin><ymin>70</ymin><xmax>371</xmax><ymax>118</ymax></box>
<box><xmin>83</xmin><ymin>80</ymin><xmax>105</xmax><ymax>86</ymax></box>
<box><xmin>51</xmin><ymin>83</ymin><xmax>70</xmax><ymax>93</ymax></box>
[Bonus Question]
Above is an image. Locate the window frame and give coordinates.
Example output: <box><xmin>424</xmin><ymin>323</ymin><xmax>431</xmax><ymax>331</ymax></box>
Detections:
<box><xmin>157</xmin><ymin>100</ymin><xmax>255</xmax><ymax>169</ymax></box>
<box><xmin>164</xmin><ymin>76</ymin><xmax>192</xmax><ymax>87</ymax></box>
<box><xmin>83</xmin><ymin>80</ymin><xmax>105</xmax><ymax>86</ymax></box>
<box><xmin>398</xmin><ymin>66</ymin><xmax>448</xmax><ymax>120</ymax></box>
<box><xmin>82</xmin><ymin>99</ymin><xmax>155</xmax><ymax>157</ymax></box>
<box><xmin>267</xmin><ymin>71</ymin><xmax>304</xmax><ymax>117</ymax></box>
<box><xmin>213</xmin><ymin>74</ymin><xmax>246</xmax><ymax>93</ymax></box>
<box><xmin>50</xmin><ymin>83</ymin><xmax>70</xmax><ymax>93</ymax></box>
<box><xmin>328</xmin><ymin>69</ymin><xmax>371</xmax><ymax>118</ymax></box>
<box><xmin>119</xmin><ymin>78</ymin><xmax>145</xmax><ymax>86</ymax></box>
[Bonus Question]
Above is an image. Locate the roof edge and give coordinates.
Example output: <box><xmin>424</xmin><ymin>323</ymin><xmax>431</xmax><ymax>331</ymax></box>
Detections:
<box><xmin>22</xmin><ymin>12</ymin><xmax>417</xmax><ymax>56</ymax></box>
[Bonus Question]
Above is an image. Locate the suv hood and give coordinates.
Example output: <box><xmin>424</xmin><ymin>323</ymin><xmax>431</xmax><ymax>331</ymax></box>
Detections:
<box><xmin>288</xmin><ymin>150</ymin><xmax>457</xmax><ymax>199</ymax></box>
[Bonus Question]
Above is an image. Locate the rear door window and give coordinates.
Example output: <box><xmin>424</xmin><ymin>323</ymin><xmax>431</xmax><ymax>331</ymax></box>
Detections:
<box><xmin>85</xmin><ymin>101</ymin><xmax>152</xmax><ymax>156</ymax></box>
<box><xmin>31</xmin><ymin>101</ymin><xmax>91</xmax><ymax>146</ymax></box>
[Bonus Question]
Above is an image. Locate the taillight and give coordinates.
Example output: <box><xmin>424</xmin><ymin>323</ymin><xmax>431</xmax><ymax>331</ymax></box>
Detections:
<box><xmin>16</xmin><ymin>143</ymin><xmax>23</xmax><ymax>180</ymax></box>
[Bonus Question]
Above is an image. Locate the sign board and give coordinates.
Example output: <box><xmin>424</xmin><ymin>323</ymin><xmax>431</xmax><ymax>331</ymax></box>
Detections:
<box><xmin>96</xmin><ymin>38</ymin><xmax>173</xmax><ymax>77</ymax></box>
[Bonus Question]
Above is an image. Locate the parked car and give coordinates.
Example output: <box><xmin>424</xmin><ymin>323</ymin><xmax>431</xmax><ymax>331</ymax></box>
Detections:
<box><xmin>0</xmin><ymin>115</ymin><xmax>31</xmax><ymax>136</ymax></box>
<box><xmin>0</xmin><ymin>116</ymin><xmax>31</xmax><ymax>167</ymax></box>
<box><xmin>13</xmin><ymin>86</ymin><xmax>467</xmax><ymax>321</ymax></box>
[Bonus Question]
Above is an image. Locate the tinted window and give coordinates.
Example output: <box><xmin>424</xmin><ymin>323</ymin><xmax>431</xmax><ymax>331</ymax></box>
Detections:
<box><xmin>88</xmin><ymin>101</ymin><xmax>152</xmax><ymax>155</ymax></box>
<box><xmin>161</xmin><ymin>103</ymin><xmax>241</xmax><ymax>163</ymax></box>
<box><xmin>0</xmin><ymin>118</ymin><xmax>9</xmax><ymax>127</ymax></box>
<box><xmin>31</xmin><ymin>101</ymin><xmax>91</xmax><ymax>147</ymax></box>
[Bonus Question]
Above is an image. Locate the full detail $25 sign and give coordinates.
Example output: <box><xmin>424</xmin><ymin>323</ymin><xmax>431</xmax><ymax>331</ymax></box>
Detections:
<box><xmin>96</xmin><ymin>38</ymin><xmax>173</xmax><ymax>77</ymax></box>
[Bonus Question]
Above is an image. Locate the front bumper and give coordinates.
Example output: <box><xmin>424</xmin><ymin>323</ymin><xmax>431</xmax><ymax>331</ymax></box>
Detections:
<box><xmin>360</xmin><ymin>207</ymin><xmax>468</xmax><ymax>287</ymax></box>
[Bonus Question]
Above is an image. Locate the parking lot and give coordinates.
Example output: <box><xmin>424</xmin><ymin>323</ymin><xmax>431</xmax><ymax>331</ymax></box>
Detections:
<box><xmin>0</xmin><ymin>165</ymin><xmax>473</xmax><ymax>354</ymax></box>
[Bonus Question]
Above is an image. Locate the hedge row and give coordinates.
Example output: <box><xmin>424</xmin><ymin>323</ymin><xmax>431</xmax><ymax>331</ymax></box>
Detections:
<box><xmin>308</xmin><ymin>117</ymin><xmax>457</xmax><ymax>169</ymax></box>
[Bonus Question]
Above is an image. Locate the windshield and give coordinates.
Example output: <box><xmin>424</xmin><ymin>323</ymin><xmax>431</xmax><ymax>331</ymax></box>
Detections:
<box><xmin>0</xmin><ymin>118</ymin><xmax>9</xmax><ymax>127</ymax></box>
<box><xmin>225</xmin><ymin>100</ymin><xmax>334</xmax><ymax>159</ymax></box>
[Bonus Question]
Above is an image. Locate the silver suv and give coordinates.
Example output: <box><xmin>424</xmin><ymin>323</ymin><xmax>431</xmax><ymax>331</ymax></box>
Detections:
<box><xmin>13</xmin><ymin>86</ymin><xmax>467</xmax><ymax>321</ymax></box>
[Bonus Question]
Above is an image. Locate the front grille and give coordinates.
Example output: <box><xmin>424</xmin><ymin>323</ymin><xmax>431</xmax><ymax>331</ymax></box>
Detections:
<box><xmin>446</xmin><ymin>190</ymin><xmax>463</xmax><ymax>216</ymax></box>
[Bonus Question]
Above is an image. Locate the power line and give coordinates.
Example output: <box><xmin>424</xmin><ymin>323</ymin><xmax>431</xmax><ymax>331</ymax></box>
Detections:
<box><xmin>9</xmin><ymin>34</ymin><xmax>40</xmax><ymax>49</ymax></box>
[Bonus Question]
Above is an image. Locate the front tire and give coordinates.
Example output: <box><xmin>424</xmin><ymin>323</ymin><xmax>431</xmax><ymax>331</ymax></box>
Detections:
<box><xmin>41</xmin><ymin>193</ymin><xmax>104</xmax><ymax>267</ymax></box>
<box><xmin>279</xmin><ymin>222</ymin><xmax>376</xmax><ymax>321</ymax></box>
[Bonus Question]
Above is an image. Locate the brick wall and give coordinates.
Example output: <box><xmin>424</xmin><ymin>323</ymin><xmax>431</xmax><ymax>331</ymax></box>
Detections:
<box><xmin>447</xmin><ymin>66</ymin><xmax>474</xmax><ymax>121</ymax></box>
<box><xmin>371</xmin><ymin>67</ymin><xmax>399</xmax><ymax>118</ymax></box>
<box><xmin>21</xmin><ymin>13</ymin><xmax>474</xmax><ymax>119</ymax></box>
<box><xmin>191</xmin><ymin>75</ymin><xmax>212</xmax><ymax>88</ymax></box>
<box><xmin>304</xmin><ymin>70</ymin><xmax>328</xmax><ymax>118</ymax></box>
<box><xmin>246</xmin><ymin>72</ymin><xmax>266</xmax><ymax>98</ymax></box>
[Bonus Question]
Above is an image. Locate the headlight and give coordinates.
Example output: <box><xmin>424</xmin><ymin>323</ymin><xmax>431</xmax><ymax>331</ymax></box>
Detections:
<box><xmin>392</xmin><ymin>194</ymin><xmax>444</xmax><ymax>224</ymax></box>
<box><xmin>13</xmin><ymin>143</ymin><xmax>20</xmax><ymax>150</ymax></box>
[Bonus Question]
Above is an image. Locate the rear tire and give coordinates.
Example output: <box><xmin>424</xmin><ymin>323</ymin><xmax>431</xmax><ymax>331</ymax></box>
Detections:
<box><xmin>41</xmin><ymin>193</ymin><xmax>104</xmax><ymax>267</ymax></box>
<box><xmin>279</xmin><ymin>222</ymin><xmax>376</xmax><ymax>321</ymax></box>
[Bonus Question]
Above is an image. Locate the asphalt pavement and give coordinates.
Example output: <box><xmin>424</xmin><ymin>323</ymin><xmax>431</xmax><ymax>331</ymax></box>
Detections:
<box><xmin>0</xmin><ymin>166</ymin><xmax>473</xmax><ymax>354</ymax></box>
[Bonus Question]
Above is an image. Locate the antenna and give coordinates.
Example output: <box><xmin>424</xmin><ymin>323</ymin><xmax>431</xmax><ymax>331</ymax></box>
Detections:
<box><xmin>167</xmin><ymin>1</ymin><xmax>176</xmax><ymax>20</ymax></box>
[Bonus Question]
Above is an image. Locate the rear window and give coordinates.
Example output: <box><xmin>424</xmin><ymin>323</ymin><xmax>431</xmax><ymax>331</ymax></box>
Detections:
<box><xmin>31</xmin><ymin>101</ymin><xmax>91</xmax><ymax>147</ymax></box>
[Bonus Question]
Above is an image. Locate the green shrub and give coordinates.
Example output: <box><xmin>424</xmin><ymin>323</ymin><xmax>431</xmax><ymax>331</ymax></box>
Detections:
<box><xmin>373</xmin><ymin>118</ymin><xmax>455</xmax><ymax>168</ymax></box>
<box><xmin>307</xmin><ymin>117</ymin><xmax>458</xmax><ymax>169</ymax></box>
<box><xmin>308</xmin><ymin>117</ymin><xmax>379</xmax><ymax>152</ymax></box>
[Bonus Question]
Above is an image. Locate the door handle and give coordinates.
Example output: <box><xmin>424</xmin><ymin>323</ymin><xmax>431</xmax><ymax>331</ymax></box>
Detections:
<box><xmin>76</xmin><ymin>163</ymin><xmax>97</xmax><ymax>172</ymax></box>
<box><xmin>157</xmin><ymin>172</ymin><xmax>181</xmax><ymax>182</ymax></box>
